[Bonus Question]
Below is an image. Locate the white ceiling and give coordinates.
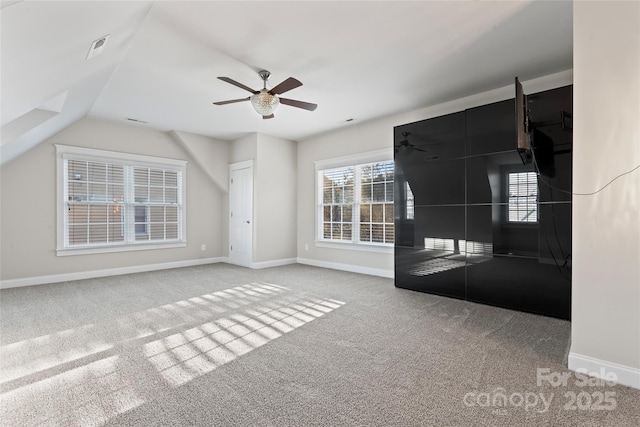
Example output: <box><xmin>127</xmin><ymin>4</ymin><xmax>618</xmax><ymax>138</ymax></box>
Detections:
<box><xmin>1</xmin><ymin>0</ymin><xmax>572</xmax><ymax>164</ymax></box>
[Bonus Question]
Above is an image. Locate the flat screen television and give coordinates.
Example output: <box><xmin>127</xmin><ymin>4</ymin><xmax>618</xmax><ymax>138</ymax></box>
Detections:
<box><xmin>515</xmin><ymin>77</ymin><xmax>531</xmax><ymax>157</ymax></box>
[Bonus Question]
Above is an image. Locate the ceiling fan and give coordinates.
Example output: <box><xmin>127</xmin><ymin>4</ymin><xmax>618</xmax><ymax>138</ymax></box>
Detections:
<box><xmin>213</xmin><ymin>70</ymin><xmax>317</xmax><ymax>119</ymax></box>
<box><xmin>395</xmin><ymin>132</ymin><xmax>428</xmax><ymax>154</ymax></box>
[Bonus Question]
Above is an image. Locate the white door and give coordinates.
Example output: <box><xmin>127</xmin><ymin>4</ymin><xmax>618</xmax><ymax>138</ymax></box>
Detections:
<box><xmin>229</xmin><ymin>161</ymin><xmax>253</xmax><ymax>267</ymax></box>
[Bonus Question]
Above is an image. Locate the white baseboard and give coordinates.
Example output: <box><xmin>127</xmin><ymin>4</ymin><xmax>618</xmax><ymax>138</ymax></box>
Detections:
<box><xmin>250</xmin><ymin>258</ymin><xmax>297</xmax><ymax>269</ymax></box>
<box><xmin>568</xmin><ymin>352</ymin><xmax>640</xmax><ymax>390</ymax></box>
<box><xmin>1</xmin><ymin>256</ymin><xmax>393</xmax><ymax>288</ymax></box>
<box><xmin>296</xmin><ymin>257</ymin><xmax>394</xmax><ymax>279</ymax></box>
<box><xmin>0</xmin><ymin>257</ymin><xmax>226</xmax><ymax>289</ymax></box>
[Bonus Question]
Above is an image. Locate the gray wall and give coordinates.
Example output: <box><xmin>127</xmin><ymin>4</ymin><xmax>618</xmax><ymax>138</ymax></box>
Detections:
<box><xmin>0</xmin><ymin>118</ymin><xmax>230</xmax><ymax>283</ymax></box>
<box><xmin>254</xmin><ymin>134</ymin><xmax>297</xmax><ymax>263</ymax></box>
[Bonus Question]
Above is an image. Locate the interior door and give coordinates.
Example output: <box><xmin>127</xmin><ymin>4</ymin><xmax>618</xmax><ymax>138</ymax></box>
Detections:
<box><xmin>228</xmin><ymin>161</ymin><xmax>253</xmax><ymax>267</ymax></box>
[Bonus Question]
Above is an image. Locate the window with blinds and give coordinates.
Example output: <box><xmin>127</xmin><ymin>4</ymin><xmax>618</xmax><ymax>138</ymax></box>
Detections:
<box><xmin>508</xmin><ymin>171</ymin><xmax>538</xmax><ymax>223</ymax></box>
<box><xmin>321</xmin><ymin>166</ymin><xmax>354</xmax><ymax>241</ymax></box>
<box><xmin>318</xmin><ymin>160</ymin><xmax>394</xmax><ymax>245</ymax></box>
<box><xmin>132</xmin><ymin>167</ymin><xmax>180</xmax><ymax>242</ymax></box>
<box><xmin>405</xmin><ymin>181</ymin><xmax>415</xmax><ymax>220</ymax></box>
<box><xmin>57</xmin><ymin>145</ymin><xmax>186</xmax><ymax>253</ymax></box>
<box><xmin>359</xmin><ymin>162</ymin><xmax>394</xmax><ymax>244</ymax></box>
<box><xmin>67</xmin><ymin>160</ymin><xmax>125</xmax><ymax>246</ymax></box>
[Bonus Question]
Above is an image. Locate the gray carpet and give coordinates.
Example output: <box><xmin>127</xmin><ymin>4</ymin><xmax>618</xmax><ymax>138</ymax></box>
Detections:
<box><xmin>1</xmin><ymin>264</ymin><xmax>638</xmax><ymax>426</ymax></box>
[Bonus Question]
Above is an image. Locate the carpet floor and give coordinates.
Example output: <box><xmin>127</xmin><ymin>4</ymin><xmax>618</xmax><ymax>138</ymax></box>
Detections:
<box><xmin>1</xmin><ymin>263</ymin><xmax>638</xmax><ymax>426</ymax></box>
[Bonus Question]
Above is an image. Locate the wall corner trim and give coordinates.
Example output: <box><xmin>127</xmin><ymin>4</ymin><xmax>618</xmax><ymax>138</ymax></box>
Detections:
<box><xmin>296</xmin><ymin>257</ymin><xmax>394</xmax><ymax>279</ymax></box>
<box><xmin>168</xmin><ymin>130</ymin><xmax>228</xmax><ymax>194</ymax></box>
<box><xmin>0</xmin><ymin>257</ymin><xmax>227</xmax><ymax>289</ymax></box>
<box><xmin>568</xmin><ymin>351</ymin><xmax>640</xmax><ymax>390</ymax></box>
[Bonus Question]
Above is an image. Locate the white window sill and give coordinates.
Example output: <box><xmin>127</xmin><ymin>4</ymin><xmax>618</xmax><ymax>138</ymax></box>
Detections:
<box><xmin>57</xmin><ymin>242</ymin><xmax>187</xmax><ymax>256</ymax></box>
<box><xmin>315</xmin><ymin>240</ymin><xmax>393</xmax><ymax>254</ymax></box>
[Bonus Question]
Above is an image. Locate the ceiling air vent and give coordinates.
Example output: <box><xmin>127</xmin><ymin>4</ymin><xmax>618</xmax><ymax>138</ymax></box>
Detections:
<box><xmin>86</xmin><ymin>35</ymin><xmax>109</xmax><ymax>60</ymax></box>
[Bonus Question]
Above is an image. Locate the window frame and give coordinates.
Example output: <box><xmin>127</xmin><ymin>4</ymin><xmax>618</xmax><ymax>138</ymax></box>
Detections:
<box><xmin>56</xmin><ymin>145</ymin><xmax>187</xmax><ymax>256</ymax></box>
<box><xmin>315</xmin><ymin>149</ymin><xmax>394</xmax><ymax>253</ymax></box>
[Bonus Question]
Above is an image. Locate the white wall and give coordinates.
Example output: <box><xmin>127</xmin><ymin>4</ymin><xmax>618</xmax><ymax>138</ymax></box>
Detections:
<box><xmin>296</xmin><ymin>70</ymin><xmax>573</xmax><ymax>277</ymax></box>
<box><xmin>570</xmin><ymin>1</ymin><xmax>640</xmax><ymax>389</ymax></box>
<box><xmin>230</xmin><ymin>133</ymin><xmax>257</xmax><ymax>164</ymax></box>
<box><xmin>0</xmin><ymin>118</ymin><xmax>230</xmax><ymax>286</ymax></box>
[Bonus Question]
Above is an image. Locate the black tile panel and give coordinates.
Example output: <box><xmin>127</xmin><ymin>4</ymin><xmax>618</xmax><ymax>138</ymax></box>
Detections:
<box><xmin>533</xmin><ymin>128</ymin><xmax>572</xmax><ymax>203</ymax></box>
<box><xmin>398</xmin><ymin>158</ymin><xmax>465</xmax><ymax>206</ymax></box>
<box><xmin>394</xmin><ymin>206</ymin><xmax>466</xmax><ymax>299</ymax></box>
<box><xmin>394</xmin><ymin>85</ymin><xmax>572</xmax><ymax>319</ymax></box>
<box><xmin>466</xmin><ymin>152</ymin><xmax>536</xmax><ymax>205</ymax></box>
<box><xmin>466</xmin><ymin>205</ymin><xmax>539</xmax><ymax>258</ymax></box>
<box><xmin>395</xmin><ymin>111</ymin><xmax>466</xmax><ymax>161</ymax></box>
<box><xmin>538</xmin><ymin>202</ymin><xmax>572</xmax><ymax>274</ymax></box>
<box><xmin>466</xmin><ymin>98</ymin><xmax>517</xmax><ymax>156</ymax></box>
<box><xmin>466</xmin><ymin>256</ymin><xmax>571</xmax><ymax>319</ymax></box>
<box><xmin>395</xmin><ymin>247</ymin><xmax>466</xmax><ymax>299</ymax></box>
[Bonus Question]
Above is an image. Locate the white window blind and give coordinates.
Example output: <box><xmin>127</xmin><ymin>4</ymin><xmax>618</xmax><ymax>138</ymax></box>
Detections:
<box><xmin>321</xmin><ymin>166</ymin><xmax>354</xmax><ymax>241</ymax></box>
<box><xmin>66</xmin><ymin>159</ymin><xmax>126</xmax><ymax>246</ymax></box>
<box><xmin>57</xmin><ymin>145</ymin><xmax>186</xmax><ymax>253</ymax></box>
<box><xmin>132</xmin><ymin>167</ymin><xmax>180</xmax><ymax>242</ymax></box>
<box><xmin>358</xmin><ymin>162</ymin><xmax>394</xmax><ymax>244</ymax></box>
<box><xmin>508</xmin><ymin>171</ymin><xmax>538</xmax><ymax>223</ymax></box>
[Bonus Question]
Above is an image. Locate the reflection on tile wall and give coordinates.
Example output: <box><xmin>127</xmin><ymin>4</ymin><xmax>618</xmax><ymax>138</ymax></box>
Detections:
<box><xmin>394</xmin><ymin>85</ymin><xmax>572</xmax><ymax>319</ymax></box>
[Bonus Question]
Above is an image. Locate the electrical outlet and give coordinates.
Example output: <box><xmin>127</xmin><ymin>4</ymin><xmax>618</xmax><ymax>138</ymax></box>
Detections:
<box><xmin>201</xmin><ymin>244</ymin><xmax>206</xmax><ymax>251</ymax></box>
<box><xmin>304</xmin><ymin>244</ymin><xmax>309</xmax><ymax>251</ymax></box>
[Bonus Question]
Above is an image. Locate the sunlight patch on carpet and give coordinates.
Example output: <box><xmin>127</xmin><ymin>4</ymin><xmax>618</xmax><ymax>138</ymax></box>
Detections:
<box><xmin>0</xmin><ymin>281</ymin><xmax>344</xmax><ymax>426</ymax></box>
<box><xmin>144</xmin><ymin>296</ymin><xmax>346</xmax><ymax>387</ymax></box>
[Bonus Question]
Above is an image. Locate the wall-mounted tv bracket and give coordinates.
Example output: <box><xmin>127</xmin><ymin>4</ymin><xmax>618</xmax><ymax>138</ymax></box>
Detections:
<box><xmin>530</xmin><ymin>110</ymin><xmax>572</xmax><ymax>132</ymax></box>
<box><xmin>530</xmin><ymin>110</ymin><xmax>573</xmax><ymax>155</ymax></box>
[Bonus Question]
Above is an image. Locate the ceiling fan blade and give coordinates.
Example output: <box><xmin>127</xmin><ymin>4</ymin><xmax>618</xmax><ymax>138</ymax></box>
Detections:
<box><xmin>279</xmin><ymin>97</ymin><xmax>318</xmax><ymax>111</ymax></box>
<box><xmin>263</xmin><ymin>114</ymin><xmax>275</xmax><ymax>120</ymax></box>
<box><xmin>395</xmin><ymin>139</ymin><xmax>428</xmax><ymax>154</ymax></box>
<box><xmin>213</xmin><ymin>97</ymin><xmax>250</xmax><ymax>105</ymax></box>
<box><xmin>269</xmin><ymin>77</ymin><xmax>302</xmax><ymax>95</ymax></box>
<box><xmin>217</xmin><ymin>77</ymin><xmax>258</xmax><ymax>94</ymax></box>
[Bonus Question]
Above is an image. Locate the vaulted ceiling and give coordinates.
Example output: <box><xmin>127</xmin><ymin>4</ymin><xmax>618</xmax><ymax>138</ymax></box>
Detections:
<box><xmin>0</xmin><ymin>0</ymin><xmax>572</xmax><ymax>164</ymax></box>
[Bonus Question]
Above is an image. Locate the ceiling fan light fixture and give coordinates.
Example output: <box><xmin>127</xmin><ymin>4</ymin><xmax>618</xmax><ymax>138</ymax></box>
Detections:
<box><xmin>250</xmin><ymin>89</ymin><xmax>279</xmax><ymax>116</ymax></box>
<box><xmin>215</xmin><ymin>70</ymin><xmax>316</xmax><ymax>116</ymax></box>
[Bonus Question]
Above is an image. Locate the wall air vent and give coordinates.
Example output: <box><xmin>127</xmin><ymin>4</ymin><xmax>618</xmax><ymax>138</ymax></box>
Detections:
<box><xmin>86</xmin><ymin>35</ymin><xmax>109</xmax><ymax>60</ymax></box>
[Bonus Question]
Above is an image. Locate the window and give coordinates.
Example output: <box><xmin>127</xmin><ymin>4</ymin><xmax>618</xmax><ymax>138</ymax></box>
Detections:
<box><xmin>508</xmin><ymin>171</ymin><xmax>538</xmax><ymax>222</ymax></box>
<box><xmin>317</xmin><ymin>151</ymin><xmax>394</xmax><ymax>247</ymax></box>
<box><xmin>405</xmin><ymin>181</ymin><xmax>414</xmax><ymax>220</ymax></box>
<box><xmin>358</xmin><ymin>162</ymin><xmax>394</xmax><ymax>244</ymax></box>
<box><xmin>320</xmin><ymin>166</ymin><xmax>354</xmax><ymax>241</ymax></box>
<box><xmin>57</xmin><ymin>145</ymin><xmax>186</xmax><ymax>255</ymax></box>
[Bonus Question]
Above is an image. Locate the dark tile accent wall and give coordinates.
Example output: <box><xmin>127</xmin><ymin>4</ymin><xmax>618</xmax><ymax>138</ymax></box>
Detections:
<box><xmin>394</xmin><ymin>85</ymin><xmax>572</xmax><ymax>319</ymax></box>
